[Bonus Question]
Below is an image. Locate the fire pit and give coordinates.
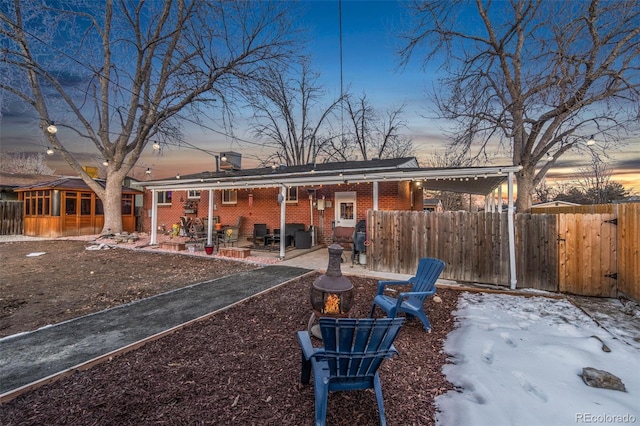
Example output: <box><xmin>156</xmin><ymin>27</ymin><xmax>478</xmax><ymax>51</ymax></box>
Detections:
<box><xmin>308</xmin><ymin>243</ymin><xmax>354</xmax><ymax>338</ymax></box>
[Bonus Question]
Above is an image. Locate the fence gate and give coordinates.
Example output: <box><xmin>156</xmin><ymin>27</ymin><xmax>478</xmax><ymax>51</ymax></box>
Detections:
<box><xmin>557</xmin><ymin>213</ymin><xmax>617</xmax><ymax>297</ymax></box>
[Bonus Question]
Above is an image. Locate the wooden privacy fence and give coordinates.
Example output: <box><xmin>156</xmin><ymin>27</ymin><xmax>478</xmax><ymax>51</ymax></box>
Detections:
<box><xmin>0</xmin><ymin>201</ymin><xmax>23</xmax><ymax>235</ymax></box>
<box><xmin>366</xmin><ymin>204</ymin><xmax>639</xmax><ymax>300</ymax></box>
<box><xmin>367</xmin><ymin>210</ymin><xmax>511</xmax><ymax>286</ymax></box>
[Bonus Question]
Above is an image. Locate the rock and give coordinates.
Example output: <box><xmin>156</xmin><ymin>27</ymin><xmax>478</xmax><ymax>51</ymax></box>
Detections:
<box><xmin>581</xmin><ymin>367</ymin><xmax>626</xmax><ymax>392</ymax></box>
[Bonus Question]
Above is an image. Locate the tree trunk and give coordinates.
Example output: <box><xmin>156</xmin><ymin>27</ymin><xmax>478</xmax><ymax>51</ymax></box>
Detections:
<box><xmin>101</xmin><ymin>177</ymin><xmax>124</xmax><ymax>234</ymax></box>
<box><xmin>515</xmin><ymin>167</ymin><xmax>535</xmax><ymax>212</ymax></box>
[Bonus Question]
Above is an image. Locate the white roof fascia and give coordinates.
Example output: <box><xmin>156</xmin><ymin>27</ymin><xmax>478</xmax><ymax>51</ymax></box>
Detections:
<box><xmin>143</xmin><ymin>160</ymin><xmax>419</xmax><ymax>188</ymax></box>
<box><xmin>144</xmin><ymin>165</ymin><xmax>522</xmax><ymax>192</ymax></box>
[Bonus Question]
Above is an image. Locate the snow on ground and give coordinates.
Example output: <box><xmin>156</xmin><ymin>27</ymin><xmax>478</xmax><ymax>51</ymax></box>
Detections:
<box><xmin>436</xmin><ymin>292</ymin><xmax>640</xmax><ymax>426</ymax></box>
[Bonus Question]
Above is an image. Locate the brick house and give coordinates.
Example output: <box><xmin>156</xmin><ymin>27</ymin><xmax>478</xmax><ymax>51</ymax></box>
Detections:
<box><xmin>141</xmin><ymin>157</ymin><xmax>520</xmax><ymax>256</ymax></box>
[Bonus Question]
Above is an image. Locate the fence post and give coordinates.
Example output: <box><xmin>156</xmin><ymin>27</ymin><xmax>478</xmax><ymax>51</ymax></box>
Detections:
<box><xmin>507</xmin><ymin>172</ymin><xmax>517</xmax><ymax>289</ymax></box>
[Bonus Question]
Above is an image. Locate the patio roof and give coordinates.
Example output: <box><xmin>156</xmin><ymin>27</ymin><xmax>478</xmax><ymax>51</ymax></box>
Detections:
<box><xmin>142</xmin><ymin>157</ymin><xmax>521</xmax><ymax>196</ymax></box>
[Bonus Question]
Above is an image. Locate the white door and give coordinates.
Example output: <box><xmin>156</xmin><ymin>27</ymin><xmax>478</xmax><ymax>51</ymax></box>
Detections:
<box><xmin>334</xmin><ymin>191</ymin><xmax>357</xmax><ymax>228</ymax></box>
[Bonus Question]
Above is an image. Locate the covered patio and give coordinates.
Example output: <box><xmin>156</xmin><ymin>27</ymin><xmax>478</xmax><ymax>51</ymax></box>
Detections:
<box><xmin>142</xmin><ymin>159</ymin><xmax>522</xmax><ymax>287</ymax></box>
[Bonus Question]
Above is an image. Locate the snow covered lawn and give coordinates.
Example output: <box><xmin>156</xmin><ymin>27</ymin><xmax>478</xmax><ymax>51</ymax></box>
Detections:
<box><xmin>436</xmin><ymin>292</ymin><xmax>639</xmax><ymax>426</ymax></box>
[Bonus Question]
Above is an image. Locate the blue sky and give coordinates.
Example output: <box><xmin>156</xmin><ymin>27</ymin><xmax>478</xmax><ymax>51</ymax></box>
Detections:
<box><xmin>1</xmin><ymin>1</ymin><xmax>638</xmax><ymax>192</ymax></box>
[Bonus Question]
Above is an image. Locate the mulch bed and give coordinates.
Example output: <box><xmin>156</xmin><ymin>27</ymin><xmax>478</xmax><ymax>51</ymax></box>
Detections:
<box><xmin>0</xmin><ymin>274</ymin><xmax>459</xmax><ymax>425</ymax></box>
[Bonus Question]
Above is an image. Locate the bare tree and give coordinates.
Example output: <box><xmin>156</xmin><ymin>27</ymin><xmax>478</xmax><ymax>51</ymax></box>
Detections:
<box><xmin>336</xmin><ymin>93</ymin><xmax>413</xmax><ymax>161</ymax></box>
<box><xmin>248</xmin><ymin>60</ymin><xmax>343</xmax><ymax>166</ymax></box>
<box><xmin>399</xmin><ymin>0</ymin><xmax>640</xmax><ymax>211</ymax></box>
<box><xmin>573</xmin><ymin>152</ymin><xmax>629</xmax><ymax>203</ymax></box>
<box><xmin>421</xmin><ymin>148</ymin><xmax>475</xmax><ymax>211</ymax></box>
<box><xmin>1</xmin><ymin>0</ymin><xmax>298</xmax><ymax>232</ymax></box>
<box><xmin>533</xmin><ymin>179</ymin><xmax>558</xmax><ymax>204</ymax></box>
<box><xmin>0</xmin><ymin>153</ymin><xmax>55</xmax><ymax>174</ymax></box>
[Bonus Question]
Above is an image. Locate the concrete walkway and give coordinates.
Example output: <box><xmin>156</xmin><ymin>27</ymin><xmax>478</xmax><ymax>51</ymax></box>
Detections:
<box><xmin>0</xmin><ymin>265</ymin><xmax>311</xmax><ymax>398</ymax></box>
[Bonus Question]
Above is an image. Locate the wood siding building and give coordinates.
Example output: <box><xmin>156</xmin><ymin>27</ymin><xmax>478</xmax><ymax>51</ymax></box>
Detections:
<box><xmin>14</xmin><ymin>177</ymin><xmax>140</xmax><ymax>237</ymax></box>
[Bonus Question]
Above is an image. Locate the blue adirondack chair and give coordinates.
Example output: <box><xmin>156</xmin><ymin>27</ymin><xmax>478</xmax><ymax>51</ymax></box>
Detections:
<box><xmin>369</xmin><ymin>257</ymin><xmax>445</xmax><ymax>332</ymax></box>
<box><xmin>297</xmin><ymin>317</ymin><xmax>405</xmax><ymax>426</ymax></box>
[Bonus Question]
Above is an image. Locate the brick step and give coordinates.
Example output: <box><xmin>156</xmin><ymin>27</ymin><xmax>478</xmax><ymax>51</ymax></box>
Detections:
<box><xmin>219</xmin><ymin>247</ymin><xmax>250</xmax><ymax>258</ymax></box>
<box><xmin>159</xmin><ymin>241</ymin><xmax>186</xmax><ymax>251</ymax></box>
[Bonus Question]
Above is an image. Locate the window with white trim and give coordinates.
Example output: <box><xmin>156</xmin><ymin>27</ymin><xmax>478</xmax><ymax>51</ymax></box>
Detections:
<box><xmin>222</xmin><ymin>189</ymin><xmax>237</xmax><ymax>204</ymax></box>
<box><xmin>188</xmin><ymin>190</ymin><xmax>201</xmax><ymax>199</ymax></box>
<box><xmin>156</xmin><ymin>191</ymin><xmax>172</xmax><ymax>205</ymax></box>
<box><xmin>286</xmin><ymin>186</ymin><xmax>298</xmax><ymax>203</ymax></box>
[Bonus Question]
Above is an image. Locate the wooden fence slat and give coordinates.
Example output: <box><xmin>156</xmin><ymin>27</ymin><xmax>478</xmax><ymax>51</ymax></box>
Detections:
<box><xmin>618</xmin><ymin>204</ymin><xmax>639</xmax><ymax>299</ymax></box>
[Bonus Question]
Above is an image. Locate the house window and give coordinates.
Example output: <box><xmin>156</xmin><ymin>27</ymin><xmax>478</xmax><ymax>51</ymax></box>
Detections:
<box><xmin>157</xmin><ymin>191</ymin><xmax>172</xmax><ymax>205</ymax></box>
<box><xmin>188</xmin><ymin>190</ymin><xmax>201</xmax><ymax>199</ymax></box>
<box><xmin>222</xmin><ymin>189</ymin><xmax>237</xmax><ymax>205</ymax></box>
<box><xmin>286</xmin><ymin>186</ymin><xmax>298</xmax><ymax>203</ymax></box>
<box><xmin>80</xmin><ymin>193</ymin><xmax>92</xmax><ymax>215</ymax></box>
<box><xmin>22</xmin><ymin>190</ymin><xmax>51</xmax><ymax>217</ymax></box>
<box><xmin>122</xmin><ymin>194</ymin><xmax>133</xmax><ymax>215</ymax></box>
<box><xmin>65</xmin><ymin>192</ymin><xmax>77</xmax><ymax>215</ymax></box>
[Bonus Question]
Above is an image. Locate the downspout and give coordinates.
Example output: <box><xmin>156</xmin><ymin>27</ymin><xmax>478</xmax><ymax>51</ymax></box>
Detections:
<box><xmin>309</xmin><ymin>193</ymin><xmax>315</xmax><ymax>246</ymax></box>
<box><xmin>150</xmin><ymin>189</ymin><xmax>158</xmax><ymax>245</ymax></box>
<box><xmin>279</xmin><ymin>185</ymin><xmax>287</xmax><ymax>260</ymax></box>
<box><xmin>507</xmin><ymin>172</ymin><xmax>517</xmax><ymax>289</ymax></box>
<box><xmin>207</xmin><ymin>189</ymin><xmax>214</xmax><ymax>246</ymax></box>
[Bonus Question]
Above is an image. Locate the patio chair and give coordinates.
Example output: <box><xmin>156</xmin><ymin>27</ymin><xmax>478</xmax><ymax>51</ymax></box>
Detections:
<box><xmin>218</xmin><ymin>226</ymin><xmax>239</xmax><ymax>247</ymax></box>
<box><xmin>253</xmin><ymin>223</ymin><xmax>269</xmax><ymax>246</ymax></box>
<box><xmin>297</xmin><ymin>317</ymin><xmax>405</xmax><ymax>426</ymax></box>
<box><xmin>179</xmin><ymin>216</ymin><xmax>192</xmax><ymax>237</ymax></box>
<box><xmin>369</xmin><ymin>258</ymin><xmax>445</xmax><ymax>332</ymax></box>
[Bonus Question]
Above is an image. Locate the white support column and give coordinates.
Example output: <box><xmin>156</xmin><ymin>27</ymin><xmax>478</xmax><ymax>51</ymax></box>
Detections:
<box><xmin>507</xmin><ymin>172</ymin><xmax>517</xmax><ymax>289</ymax></box>
<box><xmin>150</xmin><ymin>189</ymin><xmax>158</xmax><ymax>245</ymax></box>
<box><xmin>373</xmin><ymin>181</ymin><xmax>379</xmax><ymax>211</ymax></box>
<box><xmin>498</xmin><ymin>184</ymin><xmax>503</xmax><ymax>213</ymax></box>
<box><xmin>207</xmin><ymin>189</ymin><xmax>214</xmax><ymax>246</ymax></box>
<box><xmin>279</xmin><ymin>185</ymin><xmax>287</xmax><ymax>259</ymax></box>
<box><xmin>488</xmin><ymin>190</ymin><xmax>495</xmax><ymax>212</ymax></box>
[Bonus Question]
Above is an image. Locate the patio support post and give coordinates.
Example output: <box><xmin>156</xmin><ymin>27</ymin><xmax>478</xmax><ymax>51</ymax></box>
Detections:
<box><xmin>207</xmin><ymin>189</ymin><xmax>214</xmax><ymax>245</ymax></box>
<box><xmin>279</xmin><ymin>185</ymin><xmax>287</xmax><ymax>259</ymax></box>
<box><xmin>498</xmin><ymin>185</ymin><xmax>503</xmax><ymax>212</ymax></box>
<box><xmin>150</xmin><ymin>189</ymin><xmax>158</xmax><ymax>245</ymax></box>
<box><xmin>373</xmin><ymin>181</ymin><xmax>379</xmax><ymax>210</ymax></box>
<box><xmin>507</xmin><ymin>172</ymin><xmax>517</xmax><ymax>289</ymax></box>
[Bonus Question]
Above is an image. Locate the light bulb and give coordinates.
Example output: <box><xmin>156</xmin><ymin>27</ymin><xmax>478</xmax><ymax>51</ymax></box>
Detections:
<box><xmin>586</xmin><ymin>135</ymin><xmax>595</xmax><ymax>146</ymax></box>
<box><xmin>46</xmin><ymin>147</ymin><xmax>54</xmax><ymax>155</ymax></box>
<box><xmin>46</xmin><ymin>124</ymin><xmax>57</xmax><ymax>134</ymax></box>
<box><xmin>152</xmin><ymin>142</ymin><xmax>160</xmax><ymax>150</ymax></box>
